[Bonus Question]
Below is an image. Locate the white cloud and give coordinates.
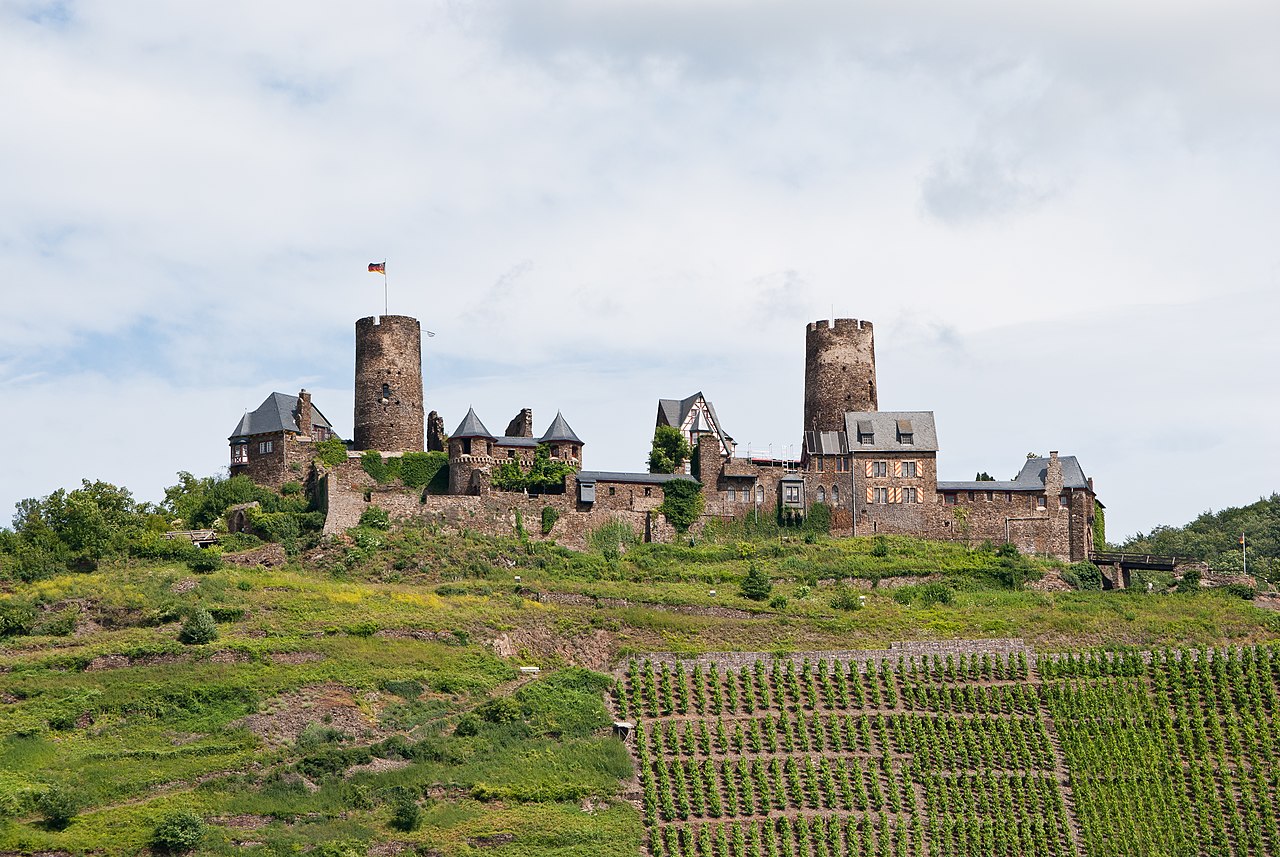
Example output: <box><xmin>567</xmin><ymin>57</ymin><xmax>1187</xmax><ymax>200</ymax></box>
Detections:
<box><xmin>0</xmin><ymin>1</ymin><xmax>1277</xmax><ymax>540</ymax></box>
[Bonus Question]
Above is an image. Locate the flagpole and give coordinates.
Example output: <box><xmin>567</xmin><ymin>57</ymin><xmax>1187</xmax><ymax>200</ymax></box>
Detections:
<box><xmin>384</xmin><ymin>260</ymin><xmax>389</xmax><ymax>316</ymax></box>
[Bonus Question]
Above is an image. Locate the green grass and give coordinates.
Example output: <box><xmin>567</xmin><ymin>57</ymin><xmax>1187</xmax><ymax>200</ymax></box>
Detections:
<box><xmin>0</xmin><ymin>527</ymin><xmax>1277</xmax><ymax>854</ymax></box>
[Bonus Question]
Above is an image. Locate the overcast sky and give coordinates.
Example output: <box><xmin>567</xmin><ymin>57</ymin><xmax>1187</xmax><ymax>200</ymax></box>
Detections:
<box><xmin>2</xmin><ymin>0</ymin><xmax>1277</xmax><ymax>541</ymax></box>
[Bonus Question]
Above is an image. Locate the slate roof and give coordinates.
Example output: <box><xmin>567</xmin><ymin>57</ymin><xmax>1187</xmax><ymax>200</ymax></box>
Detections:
<box><xmin>452</xmin><ymin>407</ymin><xmax>496</xmax><ymax>439</ymax></box>
<box><xmin>495</xmin><ymin>436</ymin><xmax>539</xmax><ymax>448</ymax></box>
<box><xmin>539</xmin><ymin>411</ymin><xmax>582</xmax><ymax>444</ymax></box>
<box><xmin>229</xmin><ymin>392</ymin><xmax>334</xmax><ymax>440</ymax></box>
<box><xmin>938</xmin><ymin>455</ymin><xmax>1091</xmax><ymax>493</ymax></box>
<box><xmin>804</xmin><ymin>430</ymin><xmax>850</xmax><ymax>456</ymax></box>
<box><xmin>656</xmin><ymin>392</ymin><xmax>734</xmax><ymax>443</ymax></box>
<box><xmin>575</xmin><ymin>471</ymin><xmax>700</xmax><ymax>486</ymax></box>
<box><xmin>842</xmin><ymin>411</ymin><xmax>938</xmax><ymax>452</ymax></box>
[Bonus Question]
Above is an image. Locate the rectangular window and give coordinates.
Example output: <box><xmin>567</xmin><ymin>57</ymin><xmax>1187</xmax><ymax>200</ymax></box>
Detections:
<box><xmin>874</xmin><ymin>487</ymin><xmax>889</xmax><ymax>504</ymax></box>
<box><xmin>944</xmin><ymin>493</ymin><xmax>957</xmax><ymax>505</ymax></box>
<box><xmin>901</xmin><ymin>460</ymin><xmax>918</xmax><ymax>478</ymax></box>
<box><xmin>259</xmin><ymin>440</ymin><xmax>273</xmax><ymax>454</ymax></box>
<box><xmin>784</xmin><ymin>485</ymin><xmax>801</xmax><ymax>504</ymax></box>
<box><xmin>872</xmin><ymin>460</ymin><xmax>888</xmax><ymax>477</ymax></box>
<box><xmin>1036</xmin><ymin>495</ymin><xmax>1047</xmax><ymax>510</ymax></box>
<box><xmin>727</xmin><ymin>488</ymin><xmax>736</xmax><ymax>503</ymax></box>
<box><xmin>1060</xmin><ymin>494</ymin><xmax>1069</xmax><ymax>507</ymax></box>
<box><xmin>898</xmin><ymin>433</ymin><xmax>913</xmax><ymax>445</ymax></box>
<box><xmin>816</xmin><ymin>456</ymin><xmax>824</xmax><ymax>472</ymax></box>
<box><xmin>903</xmin><ymin>487</ymin><xmax>918</xmax><ymax>503</ymax></box>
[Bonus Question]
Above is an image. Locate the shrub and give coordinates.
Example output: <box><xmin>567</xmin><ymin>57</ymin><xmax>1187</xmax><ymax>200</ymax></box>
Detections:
<box><xmin>361</xmin><ymin>450</ymin><xmax>398</xmax><ymax>484</ymax></box>
<box><xmin>178</xmin><ymin>608</ymin><xmax>218</xmax><ymax>645</ymax></box>
<box><xmin>769</xmin><ymin>595</ymin><xmax>788</xmax><ymax>610</ymax></box>
<box><xmin>917</xmin><ymin>581</ymin><xmax>953</xmax><ymax>606</ymax></box>
<box><xmin>871</xmin><ymin>536</ymin><xmax>889</xmax><ymax>557</ymax></box>
<box><xmin>36</xmin><ymin>784</ymin><xmax>79</xmax><ymax>829</ymax></box>
<box><xmin>477</xmin><ymin>696</ymin><xmax>522</xmax><ymax>724</ymax></box>
<box><xmin>315</xmin><ymin>437</ymin><xmax>349</xmax><ymax>467</ymax></box>
<box><xmin>151</xmin><ymin>810</ymin><xmax>205</xmax><ymax>852</ymax></box>
<box><xmin>830</xmin><ymin>586</ymin><xmax>863</xmax><ymax>611</ymax></box>
<box><xmin>740</xmin><ymin>563</ymin><xmax>773</xmax><ymax>602</ymax></box>
<box><xmin>1066</xmin><ymin>561</ymin><xmax>1103</xmax><ymax>590</ymax></box>
<box><xmin>455</xmin><ymin>714</ymin><xmax>482</xmax><ymax>737</ymax></box>
<box><xmin>186</xmin><ymin>549</ymin><xmax>223</xmax><ymax>573</ymax></box>
<box><xmin>659</xmin><ymin>479</ymin><xmax>704</xmax><ymax>533</ymax></box>
<box><xmin>1220</xmin><ymin>583</ymin><xmax>1257</xmax><ymax>600</ymax></box>
<box><xmin>1176</xmin><ymin>568</ymin><xmax>1202</xmax><ymax>593</ymax></box>
<box><xmin>388</xmin><ymin>787</ymin><xmax>420</xmax><ymax>832</ymax></box>
<box><xmin>0</xmin><ymin>601</ymin><xmax>38</xmax><ymax>638</ymax></box>
<box><xmin>541</xmin><ymin>505</ymin><xmax>560</xmax><ymax>535</ymax></box>
<box><xmin>359</xmin><ymin>506</ymin><xmax>390</xmax><ymax>530</ymax></box>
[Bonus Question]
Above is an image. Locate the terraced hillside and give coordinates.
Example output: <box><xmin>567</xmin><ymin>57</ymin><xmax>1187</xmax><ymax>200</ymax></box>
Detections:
<box><xmin>617</xmin><ymin>645</ymin><xmax>1280</xmax><ymax>857</ymax></box>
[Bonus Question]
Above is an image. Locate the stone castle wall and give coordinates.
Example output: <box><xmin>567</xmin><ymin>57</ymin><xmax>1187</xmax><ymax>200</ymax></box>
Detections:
<box><xmin>353</xmin><ymin>315</ymin><xmax>424</xmax><ymax>452</ymax></box>
<box><xmin>804</xmin><ymin>318</ymin><xmax>877</xmax><ymax>432</ymax></box>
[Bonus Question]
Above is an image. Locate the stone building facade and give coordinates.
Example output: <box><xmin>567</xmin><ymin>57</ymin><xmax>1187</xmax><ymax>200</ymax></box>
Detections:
<box><xmin>230</xmin><ymin>311</ymin><xmax>1100</xmax><ymax>561</ymax></box>
<box><xmin>228</xmin><ymin>390</ymin><xmax>337</xmax><ymax>489</ymax></box>
<box><xmin>353</xmin><ymin>314</ymin><xmax>424</xmax><ymax>452</ymax></box>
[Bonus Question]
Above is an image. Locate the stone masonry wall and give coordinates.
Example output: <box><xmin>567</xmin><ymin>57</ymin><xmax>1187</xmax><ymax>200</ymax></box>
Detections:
<box><xmin>634</xmin><ymin>638</ymin><xmax>1030</xmax><ymax>674</ymax></box>
<box><xmin>353</xmin><ymin>315</ymin><xmax>424</xmax><ymax>452</ymax></box>
<box><xmin>803</xmin><ymin>318</ymin><xmax>877</xmax><ymax>433</ymax></box>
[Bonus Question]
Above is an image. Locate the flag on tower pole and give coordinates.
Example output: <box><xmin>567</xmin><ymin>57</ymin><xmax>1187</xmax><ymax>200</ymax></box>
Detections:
<box><xmin>369</xmin><ymin>261</ymin><xmax>388</xmax><ymax>314</ymax></box>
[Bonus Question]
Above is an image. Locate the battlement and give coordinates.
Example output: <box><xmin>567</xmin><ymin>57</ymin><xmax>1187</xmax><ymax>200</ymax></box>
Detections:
<box><xmin>806</xmin><ymin>318</ymin><xmax>873</xmax><ymax>334</ymax></box>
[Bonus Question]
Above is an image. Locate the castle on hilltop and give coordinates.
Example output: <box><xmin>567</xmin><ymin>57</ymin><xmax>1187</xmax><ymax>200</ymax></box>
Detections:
<box><xmin>228</xmin><ymin>314</ymin><xmax>1100</xmax><ymax>562</ymax></box>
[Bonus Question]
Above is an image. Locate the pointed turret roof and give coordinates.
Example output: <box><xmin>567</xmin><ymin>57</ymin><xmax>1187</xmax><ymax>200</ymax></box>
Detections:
<box><xmin>452</xmin><ymin>407</ymin><xmax>495</xmax><ymax>439</ymax></box>
<box><xmin>538</xmin><ymin>411</ymin><xmax>582</xmax><ymax>444</ymax></box>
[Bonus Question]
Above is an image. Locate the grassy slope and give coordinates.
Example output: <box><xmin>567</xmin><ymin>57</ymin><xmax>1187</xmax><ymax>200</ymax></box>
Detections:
<box><xmin>0</xmin><ymin>529</ymin><xmax>1277</xmax><ymax>855</ymax></box>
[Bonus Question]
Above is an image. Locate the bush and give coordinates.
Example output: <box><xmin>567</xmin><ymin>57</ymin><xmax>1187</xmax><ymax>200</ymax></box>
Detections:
<box><xmin>769</xmin><ymin>595</ymin><xmax>788</xmax><ymax>610</ymax></box>
<box><xmin>388</xmin><ymin>787</ymin><xmax>420</xmax><ymax>832</ymax></box>
<box><xmin>36</xmin><ymin>784</ymin><xmax>79</xmax><ymax>829</ymax></box>
<box><xmin>178</xmin><ymin>608</ymin><xmax>218</xmax><ymax>645</ymax></box>
<box><xmin>315</xmin><ymin>437</ymin><xmax>349</xmax><ymax>467</ymax></box>
<box><xmin>0</xmin><ymin>601</ymin><xmax>38</xmax><ymax>638</ymax></box>
<box><xmin>359</xmin><ymin>506</ymin><xmax>390</xmax><ymax>530</ymax></box>
<box><xmin>871</xmin><ymin>536</ymin><xmax>889</xmax><ymax>557</ymax></box>
<box><xmin>1066</xmin><ymin>561</ymin><xmax>1103</xmax><ymax>590</ymax></box>
<box><xmin>1220</xmin><ymin>583</ymin><xmax>1257</xmax><ymax>600</ymax></box>
<box><xmin>151</xmin><ymin>810</ymin><xmax>205</xmax><ymax>852</ymax></box>
<box><xmin>1176</xmin><ymin>568</ymin><xmax>1202</xmax><ymax>593</ymax></box>
<box><xmin>186</xmin><ymin>549</ymin><xmax>223</xmax><ymax>573</ymax></box>
<box><xmin>541</xmin><ymin>505</ymin><xmax>560</xmax><ymax>535</ymax></box>
<box><xmin>830</xmin><ymin>586</ymin><xmax>863</xmax><ymax>611</ymax></box>
<box><xmin>740</xmin><ymin>563</ymin><xmax>773</xmax><ymax>601</ymax></box>
<box><xmin>917</xmin><ymin>581</ymin><xmax>953</xmax><ymax>606</ymax></box>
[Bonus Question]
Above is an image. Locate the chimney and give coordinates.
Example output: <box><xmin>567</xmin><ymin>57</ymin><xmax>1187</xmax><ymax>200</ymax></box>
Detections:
<box><xmin>1045</xmin><ymin>450</ymin><xmax>1063</xmax><ymax>501</ymax></box>
<box><xmin>297</xmin><ymin>389</ymin><xmax>313</xmax><ymax>437</ymax></box>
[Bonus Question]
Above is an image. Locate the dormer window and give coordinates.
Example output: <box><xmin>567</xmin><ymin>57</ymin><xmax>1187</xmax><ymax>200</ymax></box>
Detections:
<box><xmin>857</xmin><ymin>420</ymin><xmax>874</xmax><ymax>445</ymax></box>
<box><xmin>896</xmin><ymin>419</ymin><xmax>914</xmax><ymax>445</ymax></box>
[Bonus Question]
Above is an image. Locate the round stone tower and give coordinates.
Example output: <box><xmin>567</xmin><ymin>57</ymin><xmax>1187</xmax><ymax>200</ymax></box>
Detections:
<box><xmin>353</xmin><ymin>315</ymin><xmax>424</xmax><ymax>452</ymax></box>
<box><xmin>803</xmin><ymin>318</ymin><xmax>877</xmax><ymax>432</ymax></box>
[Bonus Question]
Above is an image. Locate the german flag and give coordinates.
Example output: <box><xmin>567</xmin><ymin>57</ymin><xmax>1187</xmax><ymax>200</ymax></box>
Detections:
<box><xmin>368</xmin><ymin>262</ymin><xmax>385</xmax><ymax>274</ymax></box>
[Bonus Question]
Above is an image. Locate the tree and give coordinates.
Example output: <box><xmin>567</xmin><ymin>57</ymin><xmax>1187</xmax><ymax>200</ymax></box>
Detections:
<box><xmin>178</xmin><ymin>608</ymin><xmax>218</xmax><ymax>645</ymax></box>
<box><xmin>649</xmin><ymin>425</ymin><xmax>692</xmax><ymax>474</ymax></box>
<box><xmin>975</xmin><ymin>472</ymin><xmax>994</xmax><ymax>482</ymax></box>
<box><xmin>740</xmin><ymin>563</ymin><xmax>773</xmax><ymax>601</ymax></box>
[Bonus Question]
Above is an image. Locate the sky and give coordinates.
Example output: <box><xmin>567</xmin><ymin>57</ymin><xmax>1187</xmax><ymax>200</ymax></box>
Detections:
<box><xmin>1</xmin><ymin>0</ymin><xmax>1277</xmax><ymax>541</ymax></box>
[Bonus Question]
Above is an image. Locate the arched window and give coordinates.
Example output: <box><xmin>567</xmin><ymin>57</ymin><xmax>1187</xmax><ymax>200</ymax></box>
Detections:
<box><xmin>755</xmin><ymin>485</ymin><xmax>764</xmax><ymax>504</ymax></box>
<box><xmin>831</xmin><ymin>484</ymin><xmax>840</xmax><ymax>504</ymax></box>
<box><xmin>817</xmin><ymin>486</ymin><xmax>826</xmax><ymax>504</ymax></box>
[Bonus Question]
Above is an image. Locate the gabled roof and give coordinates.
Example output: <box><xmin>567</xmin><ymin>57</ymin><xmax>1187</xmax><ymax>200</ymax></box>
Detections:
<box><xmin>495</xmin><ymin>436</ymin><xmax>539</xmax><ymax>448</ymax></box>
<box><xmin>229</xmin><ymin>392</ymin><xmax>334</xmax><ymax>440</ymax></box>
<box><xmin>938</xmin><ymin>455</ymin><xmax>1092</xmax><ymax>493</ymax></box>
<box><xmin>539</xmin><ymin>411</ymin><xmax>582</xmax><ymax>444</ymax></box>
<box><xmin>842</xmin><ymin>411</ymin><xmax>938</xmax><ymax>452</ymax></box>
<box><xmin>452</xmin><ymin>407</ymin><xmax>496</xmax><ymax>439</ymax></box>
<box><xmin>656</xmin><ymin>392</ymin><xmax>734</xmax><ymax>444</ymax></box>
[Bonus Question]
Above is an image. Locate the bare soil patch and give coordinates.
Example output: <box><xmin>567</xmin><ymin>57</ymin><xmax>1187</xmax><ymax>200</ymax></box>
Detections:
<box><xmin>235</xmin><ymin>683</ymin><xmax>381</xmax><ymax>747</ymax></box>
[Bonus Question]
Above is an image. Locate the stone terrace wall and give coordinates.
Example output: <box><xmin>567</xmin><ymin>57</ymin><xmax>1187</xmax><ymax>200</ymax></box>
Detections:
<box><xmin>321</xmin><ymin>459</ymin><xmax>701</xmax><ymax>550</ymax></box>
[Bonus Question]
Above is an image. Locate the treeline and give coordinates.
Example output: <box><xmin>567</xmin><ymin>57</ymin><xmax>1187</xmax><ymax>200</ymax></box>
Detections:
<box><xmin>0</xmin><ymin>472</ymin><xmax>321</xmax><ymax>583</ymax></box>
<box><xmin>1119</xmin><ymin>493</ymin><xmax>1279</xmax><ymax>582</ymax></box>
